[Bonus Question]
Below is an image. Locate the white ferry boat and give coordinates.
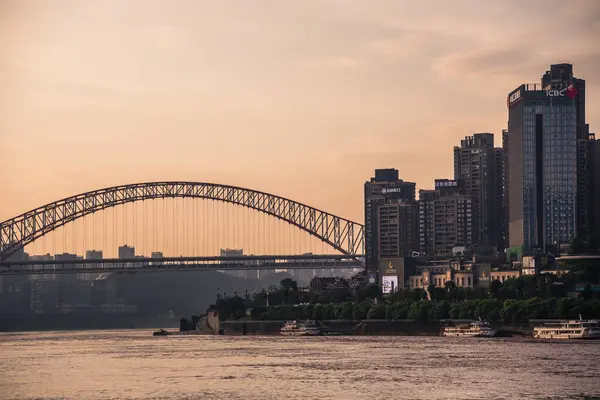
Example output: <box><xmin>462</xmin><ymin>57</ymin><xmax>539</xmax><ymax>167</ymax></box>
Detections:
<box><xmin>443</xmin><ymin>319</ymin><xmax>497</xmax><ymax>337</ymax></box>
<box><xmin>533</xmin><ymin>316</ymin><xmax>600</xmax><ymax>340</ymax></box>
<box><xmin>280</xmin><ymin>320</ymin><xmax>321</xmax><ymax>336</ymax></box>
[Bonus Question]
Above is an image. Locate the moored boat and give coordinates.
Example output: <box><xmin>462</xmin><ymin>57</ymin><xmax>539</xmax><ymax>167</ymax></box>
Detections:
<box><xmin>533</xmin><ymin>316</ymin><xmax>600</xmax><ymax>340</ymax></box>
<box><xmin>443</xmin><ymin>319</ymin><xmax>497</xmax><ymax>337</ymax></box>
<box><xmin>280</xmin><ymin>320</ymin><xmax>321</xmax><ymax>336</ymax></box>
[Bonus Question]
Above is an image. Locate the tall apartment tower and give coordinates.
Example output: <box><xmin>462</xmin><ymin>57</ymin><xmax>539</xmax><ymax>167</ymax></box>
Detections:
<box><xmin>589</xmin><ymin>134</ymin><xmax>600</xmax><ymax>248</ymax></box>
<box><xmin>453</xmin><ymin>133</ymin><xmax>499</xmax><ymax>250</ymax></box>
<box><xmin>495</xmin><ymin>144</ymin><xmax>508</xmax><ymax>250</ymax></box>
<box><xmin>502</xmin><ymin>129</ymin><xmax>510</xmax><ymax>248</ymax></box>
<box><xmin>364</xmin><ymin>169</ymin><xmax>417</xmax><ymax>270</ymax></box>
<box><xmin>418</xmin><ymin>179</ymin><xmax>473</xmax><ymax>256</ymax></box>
<box><xmin>417</xmin><ymin>189</ymin><xmax>440</xmax><ymax>255</ymax></box>
<box><xmin>506</xmin><ymin>63</ymin><xmax>588</xmax><ymax>253</ymax></box>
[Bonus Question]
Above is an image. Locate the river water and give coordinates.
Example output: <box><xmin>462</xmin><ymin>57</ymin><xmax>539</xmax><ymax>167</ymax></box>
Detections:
<box><xmin>0</xmin><ymin>330</ymin><xmax>599</xmax><ymax>400</ymax></box>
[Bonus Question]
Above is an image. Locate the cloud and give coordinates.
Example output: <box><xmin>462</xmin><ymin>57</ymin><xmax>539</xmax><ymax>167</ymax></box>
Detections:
<box><xmin>152</xmin><ymin>25</ymin><xmax>187</xmax><ymax>50</ymax></box>
<box><xmin>298</xmin><ymin>56</ymin><xmax>363</xmax><ymax>71</ymax></box>
<box><xmin>433</xmin><ymin>48</ymin><xmax>537</xmax><ymax>78</ymax></box>
<box><xmin>2</xmin><ymin>0</ymin><xmax>600</xmax><ymax>222</ymax></box>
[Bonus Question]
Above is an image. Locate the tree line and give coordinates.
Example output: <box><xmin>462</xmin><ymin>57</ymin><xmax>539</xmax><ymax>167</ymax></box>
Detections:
<box><xmin>213</xmin><ymin>272</ymin><xmax>600</xmax><ymax>323</ymax></box>
<box><xmin>248</xmin><ymin>297</ymin><xmax>600</xmax><ymax>324</ymax></box>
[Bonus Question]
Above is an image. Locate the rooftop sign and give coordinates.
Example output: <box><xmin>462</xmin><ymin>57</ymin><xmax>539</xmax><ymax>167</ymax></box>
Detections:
<box><xmin>546</xmin><ymin>84</ymin><xmax>578</xmax><ymax>99</ymax></box>
<box><xmin>507</xmin><ymin>89</ymin><xmax>521</xmax><ymax>107</ymax></box>
<box><xmin>435</xmin><ymin>180</ymin><xmax>458</xmax><ymax>188</ymax></box>
<box><xmin>381</xmin><ymin>187</ymin><xmax>403</xmax><ymax>195</ymax></box>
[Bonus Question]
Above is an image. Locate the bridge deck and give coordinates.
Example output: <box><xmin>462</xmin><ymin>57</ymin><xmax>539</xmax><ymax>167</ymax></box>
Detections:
<box><xmin>0</xmin><ymin>254</ymin><xmax>365</xmax><ymax>275</ymax></box>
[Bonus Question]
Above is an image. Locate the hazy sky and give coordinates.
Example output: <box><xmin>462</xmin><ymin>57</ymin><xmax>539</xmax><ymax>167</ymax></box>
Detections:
<box><xmin>1</xmin><ymin>0</ymin><xmax>599</xmax><ymax>224</ymax></box>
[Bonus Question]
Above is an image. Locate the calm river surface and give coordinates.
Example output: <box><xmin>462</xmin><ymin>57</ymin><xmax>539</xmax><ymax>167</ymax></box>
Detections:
<box><xmin>1</xmin><ymin>330</ymin><xmax>599</xmax><ymax>400</ymax></box>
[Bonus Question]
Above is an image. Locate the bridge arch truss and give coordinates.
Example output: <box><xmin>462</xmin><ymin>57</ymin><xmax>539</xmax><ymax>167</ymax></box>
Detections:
<box><xmin>0</xmin><ymin>182</ymin><xmax>364</xmax><ymax>261</ymax></box>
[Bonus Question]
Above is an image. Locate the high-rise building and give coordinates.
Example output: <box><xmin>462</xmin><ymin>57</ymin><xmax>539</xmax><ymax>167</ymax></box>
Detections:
<box><xmin>432</xmin><ymin>194</ymin><xmax>473</xmax><ymax>255</ymax></box>
<box><xmin>118</xmin><ymin>245</ymin><xmax>135</xmax><ymax>259</ymax></box>
<box><xmin>501</xmin><ymin>129</ymin><xmax>510</xmax><ymax>248</ymax></box>
<box><xmin>454</xmin><ymin>133</ymin><xmax>500</xmax><ymax>249</ymax></box>
<box><xmin>364</xmin><ymin>169</ymin><xmax>417</xmax><ymax>270</ymax></box>
<box><xmin>418</xmin><ymin>179</ymin><xmax>473</xmax><ymax>256</ymax></box>
<box><xmin>418</xmin><ymin>189</ymin><xmax>440</xmax><ymax>255</ymax></box>
<box><xmin>85</xmin><ymin>250</ymin><xmax>103</xmax><ymax>260</ymax></box>
<box><xmin>589</xmin><ymin>134</ymin><xmax>600</xmax><ymax>248</ymax></box>
<box><xmin>495</xmin><ymin>144</ymin><xmax>508</xmax><ymax>250</ymax></box>
<box><xmin>377</xmin><ymin>202</ymin><xmax>418</xmax><ymax>259</ymax></box>
<box><xmin>506</xmin><ymin>63</ymin><xmax>588</xmax><ymax>253</ymax></box>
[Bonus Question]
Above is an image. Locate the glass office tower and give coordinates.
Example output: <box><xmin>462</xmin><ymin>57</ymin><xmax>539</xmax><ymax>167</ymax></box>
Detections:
<box><xmin>507</xmin><ymin>64</ymin><xmax>586</xmax><ymax>252</ymax></box>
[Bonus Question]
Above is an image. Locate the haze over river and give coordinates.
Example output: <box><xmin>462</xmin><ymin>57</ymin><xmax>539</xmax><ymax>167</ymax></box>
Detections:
<box><xmin>0</xmin><ymin>330</ymin><xmax>599</xmax><ymax>399</ymax></box>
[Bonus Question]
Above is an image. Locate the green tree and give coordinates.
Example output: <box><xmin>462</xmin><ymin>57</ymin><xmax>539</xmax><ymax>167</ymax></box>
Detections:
<box><xmin>432</xmin><ymin>287</ymin><xmax>447</xmax><ymax>301</ymax></box>
<box><xmin>436</xmin><ymin>300</ymin><xmax>451</xmax><ymax>319</ymax></box>
<box><xmin>488</xmin><ymin>280</ymin><xmax>502</xmax><ymax>299</ymax></box>
<box><xmin>458</xmin><ymin>301</ymin><xmax>476</xmax><ymax>319</ymax></box>
<box><xmin>445</xmin><ymin>281</ymin><xmax>456</xmax><ymax>291</ymax></box>
<box><xmin>455</xmin><ymin>287</ymin><xmax>467</xmax><ymax>302</ymax></box>
<box><xmin>555</xmin><ymin>297</ymin><xmax>574</xmax><ymax>319</ymax></box>
<box><xmin>352</xmin><ymin>302</ymin><xmax>370</xmax><ymax>320</ymax></box>
<box><xmin>321</xmin><ymin>304</ymin><xmax>336</xmax><ymax>320</ymax></box>
<box><xmin>426</xmin><ymin>284</ymin><xmax>436</xmax><ymax>300</ymax></box>
<box><xmin>367</xmin><ymin>304</ymin><xmax>387</xmax><ymax>319</ymax></box>
<box><xmin>356</xmin><ymin>284</ymin><xmax>381</xmax><ymax>302</ymax></box>
<box><xmin>409</xmin><ymin>301</ymin><xmax>433</xmax><ymax>323</ymax></box>
<box><xmin>474</xmin><ymin>299</ymin><xmax>500</xmax><ymax>321</ymax></box>
<box><xmin>311</xmin><ymin>304</ymin><xmax>323</xmax><ymax>320</ymax></box>
<box><xmin>390</xmin><ymin>301</ymin><xmax>412</xmax><ymax>319</ymax></box>
<box><xmin>464</xmin><ymin>288</ymin><xmax>475</xmax><ymax>300</ymax></box>
<box><xmin>449</xmin><ymin>303</ymin><xmax>461</xmax><ymax>319</ymax></box>
<box><xmin>337</xmin><ymin>302</ymin><xmax>354</xmax><ymax>320</ymax></box>
<box><xmin>280</xmin><ymin>278</ymin><xmax>297</xmax><ymax>291</ymax></box>
<box><xmin>501</xmin><ymin>299</ymin><xmax>523</xmax><ymax>324</ymax></box>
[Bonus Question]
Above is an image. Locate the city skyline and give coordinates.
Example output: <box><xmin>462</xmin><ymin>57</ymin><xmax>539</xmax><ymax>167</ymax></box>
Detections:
<box><xmin>1</xmin><ymin>0</ymin><xmax>599</xmax><ymax>226</ymax></box>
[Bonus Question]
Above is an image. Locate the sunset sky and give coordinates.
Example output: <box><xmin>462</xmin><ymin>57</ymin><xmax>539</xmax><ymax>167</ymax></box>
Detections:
<box><xmin>1</xmin><ymin>0</ymin><xmax>599</xmax><ymax>225</ymax></box>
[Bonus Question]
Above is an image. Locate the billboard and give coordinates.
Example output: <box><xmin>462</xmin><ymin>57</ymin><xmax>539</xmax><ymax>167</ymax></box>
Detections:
<box><xmin>378</xmin><ymin>258</ymin><xmax>406</xmax><ymax>293</ymax></box>
<box><xmin>381</xmin><ymin>275</ymin><xmax>399</xmax><ymax>294</ymax></box>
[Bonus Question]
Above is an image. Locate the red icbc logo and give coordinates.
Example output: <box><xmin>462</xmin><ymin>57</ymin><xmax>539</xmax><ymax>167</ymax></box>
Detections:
<box><xmin>565</xmin><ymin>84</ymin><xmax>578</xmax><ymax>99</ymax></box>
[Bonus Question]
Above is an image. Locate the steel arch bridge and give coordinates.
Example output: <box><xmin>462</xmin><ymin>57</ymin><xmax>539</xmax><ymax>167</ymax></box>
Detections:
<box><xmin>0</xmin><ymin>182</ymin><xmax>364</xmax><ymax>261</ymax></box>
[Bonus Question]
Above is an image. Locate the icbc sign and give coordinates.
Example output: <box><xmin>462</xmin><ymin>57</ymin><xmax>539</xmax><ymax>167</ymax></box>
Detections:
<box><xmin>546</xmin><ymin>84</ymin><xmax>578</xmax><ymax>99</ymax></box>
<box><xmin>507</xmin><ymin>90</ymin><xmax>521</xmax><ymax>107</ymax></box>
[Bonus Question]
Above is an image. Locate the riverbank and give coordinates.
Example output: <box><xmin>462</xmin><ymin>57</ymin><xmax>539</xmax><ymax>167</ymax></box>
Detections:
<box><xmin>156</xmin><ymin>317</ymin><xmax>531</xmax><ymax>336</ymax></box>
<box><xmin>219</xmin><ymin>319</ymin><xmax>532</xmax><ymax>336</ymax></box>
<box><xmin>0</xmin><ymin>314</ymin><xmax>179</xmax><ymax>332</ymax></box>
